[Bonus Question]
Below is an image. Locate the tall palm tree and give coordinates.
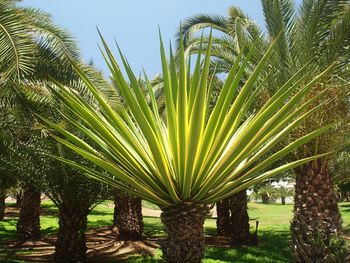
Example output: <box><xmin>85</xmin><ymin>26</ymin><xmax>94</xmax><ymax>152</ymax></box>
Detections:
<box><xmin>0</xmin><ymin>0</ymin><xmax>82</xmax><ymax>241</ymax></box>
<box><xmin>0</xmin><ymin>2</ymin><xmax>143</xmax><ymax>260</ymax></box>
<box><xmin>41</xmin><ymin>27</ymin><xmax>334</xmax><ymax>262</ymax></box>
<box><xmin>261</xmin><ymin>1</ymin><xmax>350</xmax><ymax>261</ymax></box>
<box><xmin>0</xmin><ymin>67</ymin><xmax>114</xmax><ymax>261</ymax></box>
<box><xmin>178</xmin><ymin>1</ymin><xmax>350</xmax><ymax>261</ymax></box>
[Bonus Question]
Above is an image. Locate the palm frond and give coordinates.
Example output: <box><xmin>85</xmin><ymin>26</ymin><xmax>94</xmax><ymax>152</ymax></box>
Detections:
<box><xmin>0</xmin><ymin>0</ymin><xmax>37</xmax><ymax>82</ymax></box>
<box><xmin>39</xmin><ymin>33</ymin><xmax>334</xmax><ymax>208</ymax></box>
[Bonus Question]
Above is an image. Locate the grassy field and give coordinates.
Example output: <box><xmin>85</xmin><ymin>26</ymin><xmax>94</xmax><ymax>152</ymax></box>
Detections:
<box><xmin>1</xmin><ymin>201</ymin><xmax>349</xmax><ymax>262</ymax></box>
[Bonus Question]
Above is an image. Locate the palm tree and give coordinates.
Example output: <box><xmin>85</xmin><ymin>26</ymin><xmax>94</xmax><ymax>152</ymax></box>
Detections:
<box><xmin>255</xmin><ymin>185</ymin><xmax>277</xmax><ymax>204</ymax></box>
<box><xmin>179</xmin><ymin>6</ymin><xmax>267</xmax><ymax>244</ymax></box>
<box><xmin>0</xmin><ymin>0</ymin><xmax>144</xmax><ymax>252</ymax></box>
<box><xmin>0</xmin><ymin>0</ymin><xmax>81</xmax><ymax>241</ymax></box>
<box><xmin>0</xmin><ymin>1</ymin><xmax>143</xmax><ymax>260</ymax></box>
<box><xmin>261</xmin><ymin>1</ymin><xmax>350</xmax><ymax>261</ymax></box>
<box><xmin>41</xmin><ymin>28</ymin><xmax>334</xmax><ymax>262</ymax></box>
<box><xmin>273</xmin><ymin>186</ymin><xmax>294</xmax><ymax>205</ymax></box>
<box><xmin>0</xmin><ymin>68</ymin><xmax>114</xmax><ymax>261</ymax></box>
<box><xmin>178</xmin><ymin>1</ymin><xmax>350</xmax><ymax>261</ymax></box>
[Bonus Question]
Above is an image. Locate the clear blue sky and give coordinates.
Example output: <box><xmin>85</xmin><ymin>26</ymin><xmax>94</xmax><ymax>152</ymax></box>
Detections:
<box><xmin>22</xmin><ymin>1</ymin><xmax>266</xmax><ymax>76</ymax></box>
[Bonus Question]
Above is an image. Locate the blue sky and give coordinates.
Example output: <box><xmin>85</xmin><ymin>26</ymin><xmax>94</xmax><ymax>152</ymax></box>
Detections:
<box><xmin>22</xmin><ymin>1</ymin><xmax>266</xmax><ymax>76</ymax></box>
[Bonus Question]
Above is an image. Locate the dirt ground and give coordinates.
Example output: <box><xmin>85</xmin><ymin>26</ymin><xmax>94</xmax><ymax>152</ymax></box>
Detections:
<box><xmin>0</xmin><ymin>205</ymin><xmax>222</xmax><ymax>262</ymax></box>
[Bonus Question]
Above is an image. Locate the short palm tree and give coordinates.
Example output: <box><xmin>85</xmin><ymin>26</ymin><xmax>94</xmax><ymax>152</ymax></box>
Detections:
<box><xmin>42</xmin><ymin>31</ymin><xmax>334</xmax><ymax>262</ymax></box>
<box><xmin>273</xmin><ymin>185</ymin><xmax>294</xmax><ymax>205</ymax></box>
<box><xmin>256</xmin><ymin>185</ymin><xmax>277</xmax><ymax>204</ymax></box>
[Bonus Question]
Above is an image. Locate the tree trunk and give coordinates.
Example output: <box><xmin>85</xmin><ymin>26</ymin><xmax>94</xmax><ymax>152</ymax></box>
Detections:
<box><xmin>16</xmin><ymin>191</ymin><xmax>23</xmax><ymax>207</ymax></box>
<box><xmin>54</xmin><ymin>204</ymin><xmax>89</xmax><ymax>263</ymax></box>
<box><xmin>216</xmin><ymin>198</ymin><xmax>231</xmax><ymax>236</ymax></box>
<box><xmin>0</xmin><ymin>191</ymin><xmax>5</xmax><ymax>220</ymax></box>
<box><xmin>230</xmin><ymin>190</ymin><xmax>251</xmax><ymax>245</ymax></box>
<box><xmin>161</xmin><ymin>203</ymin><xmax>210</xmax><ymax>263</ymax></box>
<box><xmin>281</xmin><ymin>196</ymin><xmax>286</xmax><ymax>205</ymax></box>
<box><xmin>113</xmin><ymin>192</ymin><xmax>143</xmax><ymax>240</ymax></box>
<box><xmin>291</xmin><ymin>159</ymin><xmax>348</xmax><ymax>262</ymax></box>
<box><xmin>261</xmin><ymin>193</ymin><xmax>269</xmax><ymax>204</ymax></box>
<box><xmin>16</xmin><ymin>186</ymin><xmax>41</xmax><ymax>241</ymax></box>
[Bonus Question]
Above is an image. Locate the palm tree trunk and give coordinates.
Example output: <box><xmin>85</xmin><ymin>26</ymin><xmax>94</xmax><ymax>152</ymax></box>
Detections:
<box><xmin>230</xmin><ymin>190</ymin><xmax>251</xmax><ymax>245</ymax></box>
<box><xmin>281</xmin><ymin>196</ymin><xmax>286</xmax><ymax>205</ymax></box>
<box><xmin>15</xmin><ymin>191</ymin><xmax>23</xmax><ymax>207</ymax></box>
<box><xmin>216</xmin><ymin>198</ymin><xmax>231</xmax><ymax>236</ymax></box>
<box><xmin>16</xmin><ymin>185</ymin><xmax>41</xmax><ymax>241</ymax></box>
<box><xmin>113</xmin><ymin>191</ymin><xmax>143</xmax><ymax>240</ymax></box>
<box><xmin>291</xmin><ymin>159</ymin><xmax>348</xmax><ymax>262</ymax></box>
<box><xmin>261</xmin><ymin>193</ymin><xmax>269</xmax><ymax>204</ymax></box>
<box><xmin>161</xmin><ymin>204</ymin><xmax>210</xmax><ymax>263</ymax></box>
<box><xmin>54</xmin><ymin>204</ymin><xmax>89</xmax><ymax>263</ymax></box>
<box><xmin>0</xmin><ymin>191</ymin><xmax>6</xmax><ymax>220</ymax></box>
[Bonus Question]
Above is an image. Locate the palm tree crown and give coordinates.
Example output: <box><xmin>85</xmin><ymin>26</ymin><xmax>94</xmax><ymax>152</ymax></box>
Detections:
<box><xmin>40</xmin><ymin>31</ymin><xmax>333</xmax><ymax>208</ymax></box>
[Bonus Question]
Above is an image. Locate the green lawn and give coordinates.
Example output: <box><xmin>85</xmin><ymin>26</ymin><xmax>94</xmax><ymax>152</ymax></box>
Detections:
<box><xmin>1</xmin><ymin>201</ymin><xmax>349</xmax><ymax>262</ymax></box>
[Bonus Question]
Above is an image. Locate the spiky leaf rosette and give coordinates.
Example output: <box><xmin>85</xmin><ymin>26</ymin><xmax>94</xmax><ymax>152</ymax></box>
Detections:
<box><xmin>41</xmin><ymin>31</ymin><xmax>333</xmax><ymax>208</ymax></box>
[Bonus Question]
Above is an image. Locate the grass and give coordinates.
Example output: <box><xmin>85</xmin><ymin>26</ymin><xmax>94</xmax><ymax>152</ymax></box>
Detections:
<box><xmin>0</xmin><ymin>201</ymin><xmax>349</xmax><ymax>262</ymax></box>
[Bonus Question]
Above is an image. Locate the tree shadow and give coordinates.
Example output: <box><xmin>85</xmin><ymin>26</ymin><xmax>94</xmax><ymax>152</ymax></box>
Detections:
<box><xmin>88</xmin><ymin>219</ymin><xmax>113</xmax><ymax>229</ymax></box>
<box><xmin>143</xmin><ymin>217</ymin><xmax>164</xmax><ymax>237</ymax></box>
<box><xmin>0</xmin><ymin>217</ymin><xmax>18</xmax><ymax>240</ymax></box>
<box><xmin>339</xmin><ymin>203</ymin><xmax>350</xmax><ymax>208</ymax></box>
<box><xmin>0</xmin><ymin>226</ymin><xmax>160</xmax><ymax>263</ymax></box>
<box><xmin>204</xmin><ymin>230</ymin><xmax>292</xmax><ymax>263</ymax></box>
<box><xmin>89</xmin><ymin>210</ymin><xmax>113</xmax><ymax>216</ymax></box>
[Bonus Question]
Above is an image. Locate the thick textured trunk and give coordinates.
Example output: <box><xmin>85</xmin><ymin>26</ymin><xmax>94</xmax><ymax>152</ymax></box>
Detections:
<box><xmin>291</xmin><ymin>159</ymin><xmax>348</xmax><ymax>262</ymax></box>
<box><xmin>216</xmin><ymin>198</ymin><xmax>231</xmax><ymax>236</ymax></box>
<box><xmin>54</xmin><ymin>204</ymin><xmax>89</xmax><ymax>263</ymax></box>
<box><xmin>216</xmin><ymin>191</ymin><xmax>252</xmax><ymax>245</ymax></box>
<box><xmin>0</xmin><ymin>191</ymin><xmax>5</xmax><ymax>220</ymax></box>
<box><xmin>113</xmin><ymin>192</ymin><xmax>143</xmax><ymax>240</ymax></box>
<box><xmin>16</xmin><ymin>186</ymin><xmax>41</xmax><ymax>241</ymax></box>
<box><xmin>161</xmin><ymin>203</ymin><xmax>210</xmax><ymax>263</ymax></box>
<box><xmin>230</xmin><ymin>190</ymin><xmax>251</xmax><ymax>245</ymax></box>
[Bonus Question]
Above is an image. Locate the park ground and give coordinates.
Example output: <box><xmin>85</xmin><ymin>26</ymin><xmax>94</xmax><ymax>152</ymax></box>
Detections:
<box><xmin>0</xmin><ymin>201</ymin><xmax>350</xmax><ymax>262</ymax></box>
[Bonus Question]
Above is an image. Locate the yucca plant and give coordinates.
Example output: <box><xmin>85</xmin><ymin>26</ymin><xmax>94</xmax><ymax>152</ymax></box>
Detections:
<box><xmin>41</xmin><ymin>31</ymin><xmax>334</xmax><ymax>262</ymax></box>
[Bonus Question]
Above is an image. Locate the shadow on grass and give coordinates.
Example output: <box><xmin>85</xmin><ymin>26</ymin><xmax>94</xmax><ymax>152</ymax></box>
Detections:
<box><xmin>0</xmin><ymin>216</ymin><xmax>59</xmax><ymax>241</ymax></box>
<box><xmin>339</xmin><ymin>203</ymin><xmax>350</xmax><ymax>208</ymax></box>
<box><xmin>204</xmin><ymin>230</ymin><xmax>292</xmax><ymax>263</ymax></box>
<box><xmin>205</xmin><ymin>226</ymin><xmax>216</xmax><ymax>236</ymax></box>
<box><xmin>0</xmin><ymin>218</ymin><xmax>18</xmax><ymax>240</ymax></box>
<box><xmin>101</xmin><ymin>230</ymin><xmax>292</xmax><ymax>263</ymax></box>
<box><xmin>89</xmin><ymin>210</ymin><xmax>113</xmax><ymax>217</ymax></box>
<box><xmin>143</xmin><ymin>217</ymin><xmax>164</xmax><ymax>237</ymax></box>
<box><xmin>88</xmin><ymin>219</ymin><xmax>113</xmax><ymax>229</ymax></box>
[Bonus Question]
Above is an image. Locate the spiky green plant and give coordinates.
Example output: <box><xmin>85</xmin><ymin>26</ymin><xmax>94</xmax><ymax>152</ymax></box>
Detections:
<box><xmin>41</xmin><ymin>31</ymin><xmax>334</xmax><ymax>262</ymax></box>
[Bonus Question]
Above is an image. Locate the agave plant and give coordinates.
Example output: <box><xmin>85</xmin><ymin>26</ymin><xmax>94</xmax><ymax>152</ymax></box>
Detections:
<box><xmin>40</xmin><ymin>31</ymin><xmax>334</xmax><ymax>262</ymax></box>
